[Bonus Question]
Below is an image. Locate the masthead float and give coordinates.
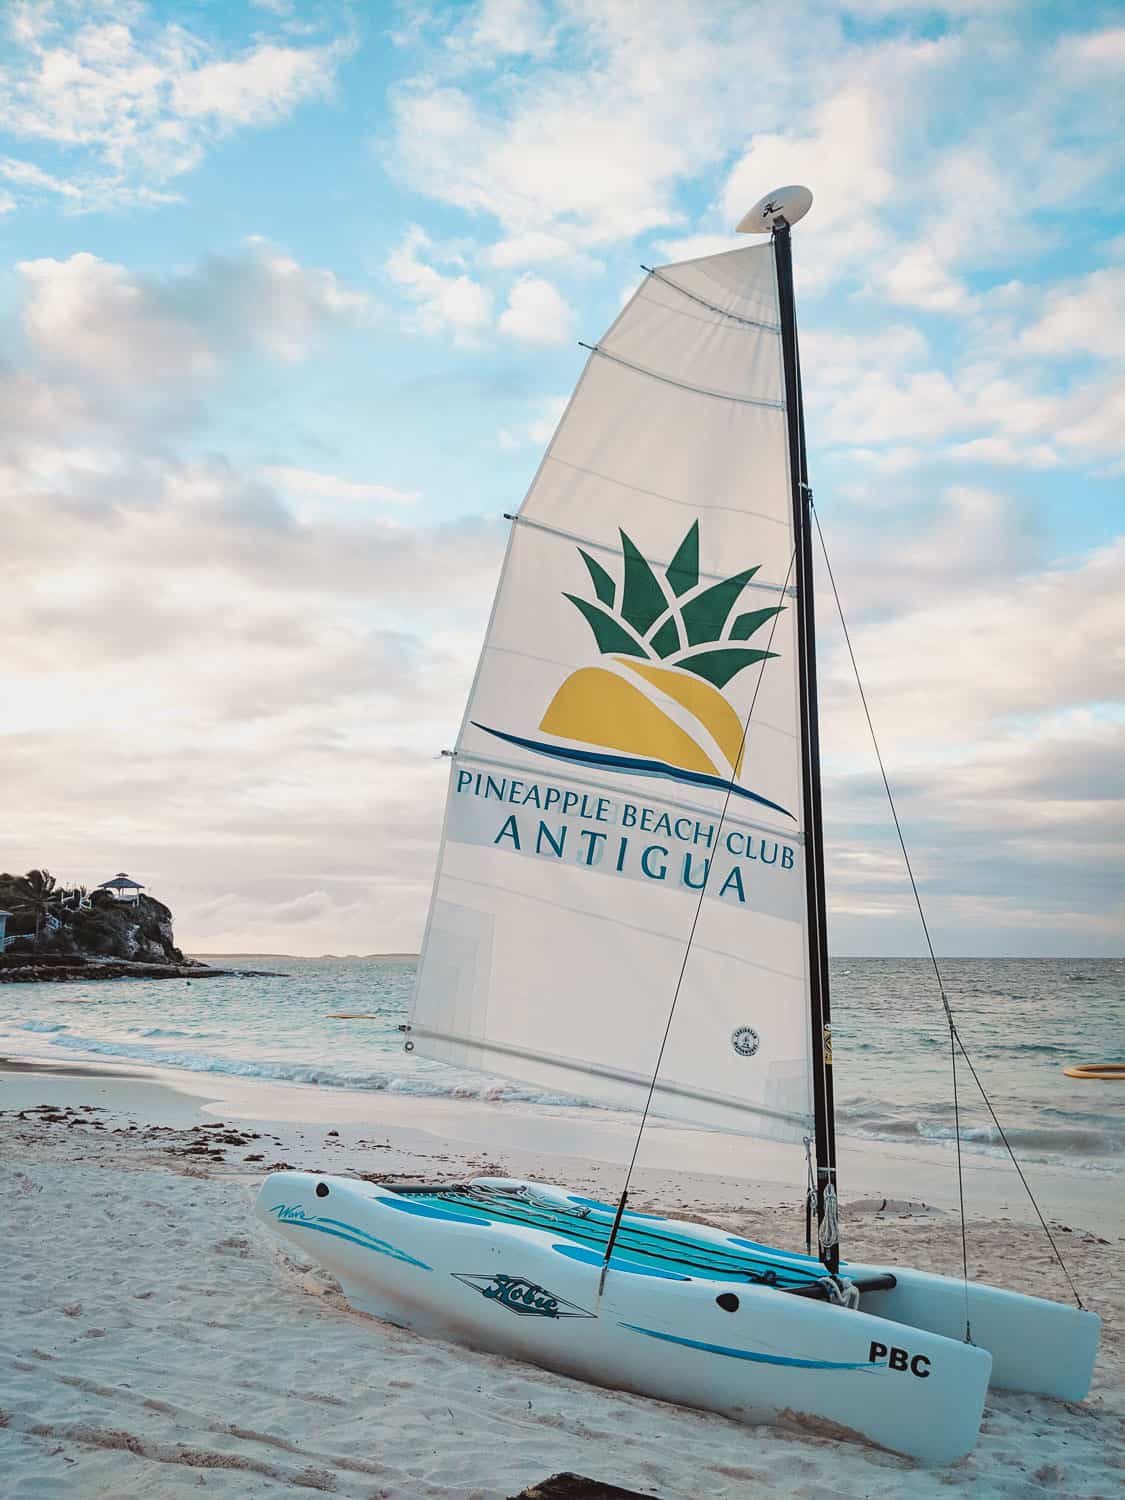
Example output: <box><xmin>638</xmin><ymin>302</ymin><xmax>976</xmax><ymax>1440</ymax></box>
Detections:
<box><xmin>258</xmin><ymin>186</ymin><xmax>1099</xmax><ymax>1464</ymax></box>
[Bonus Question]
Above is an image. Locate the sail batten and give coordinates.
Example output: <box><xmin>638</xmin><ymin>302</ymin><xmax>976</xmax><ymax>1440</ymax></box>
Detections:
<box><xmin>410</xmin><ymin>242</ymin><xmax>814</xmax><ymax>1143</ymax></box>
<box><xmin>511</xmin><ymin>510</ymin><xmax>797</xmax><ymax>577</ymax></box>
<box><xmin>407</xmin><ymin>1023</ymin><xmax>811</xmax><ymax>1131</ymax></box>
<box><xmin>645</xmin><ymin>268</ymin><xmax>782</xmax><ymax>331</ymax></box>
<box><xmin>586</xmin><ymin>346</ymin><xmax>788</xmax><ymax>409</ymax></box>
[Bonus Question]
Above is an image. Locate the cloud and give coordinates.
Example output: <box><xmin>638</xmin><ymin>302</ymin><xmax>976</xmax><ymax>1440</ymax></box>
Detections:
<box><xmin>0</xmin><ymin>3</ymin><xmax>348</xmax><ymax>206</ymax></box>
<box><xmin>884</xmin><ymin>244</ymin><xmax>970</xmax><ymax>313</ymax></box>
<box><xmin>814</xmin><ymin>483</ymin><xmax>1045</xmax><ymax>628</ymax></box>
<box><xmin>720</xmin><ymin>79</ymin><xmax>903</xmax><ymax>285</ymax></box>
<box><xmin>0</xmin><ymin>428</ymin><xmax>506</xmax><ymax>953</ymax></box>
<box><xmin>170</xmin><ymin>42</ymin><xmax>337</xmax><ymax>127</ymax></box>
<box><xmin>814</xmin><ymin>357</ymin><xmax>980</xmax><ymax>446</ymax></box>
<box><xmin>0</xmin><ymin>153</ymin><xmax>83</xmax><ymax>198</ymax></box>
<box><xmin>498</xmin><ymin>392</ymin><xmax>567</xmax><ymax>448</ymax></box>
<box><xmin>19</xmin><ymin>252</ymin><xmax>217</xmax><ymax>388</ymax></box>
<box><xmin>1021</xmin><ymin>267</ymin><xmax>1125</xmax><ymax>361</ymax></box>
<box><xmin>1052</xmin><ymin>374</ymin><xmax>1125</xmax><ymax>462</ymax></box>
<box><xmin>383</xmin><ymin>2</ymin><xmax>807</xmax><ymax>250</ymax></box>
<box><xmin>946</xmin><ymin>437</ymin><xmax>1060</xmax><ymax>469</ymax></box>
<box><xmin>481</xmin><ymin>231</ymin><xmax>581</xmax><ymax>269</ymax></box>
<box><xmin>454</xmin><ymin>0</ymin><xmax>556</xmax><ymax>61</ymax></box>
<box><xmin>818</xmin><ymin>531</ymin><xmax>1124</xmax><ymax>748</ymax></box>
<box><xmin>385</xmin><ymin>225</ymin><xmax>493</xmax><ymax>343</ymax></box>
<box><xmin>264</xmin><ymin>466</ymin><xmax>421</xmax><ymax>507</ymax></box>
<box><xmin>815</xmin><ymin>534</ymin><xmax>1125</xmax><ymax>953</ymax></box>
<box><xmin>179</xmin><ymin>242</ymin><xmax>371</xmax><ymax>363</ymax></box>
<box><xmin>653</xmin><ymin>232</ymin><xmax>741</xmax><ymax>263</ymax></box>
<box><xmin>16</xmin><ymin>243</ymin><xmax>370</xmax><ymax>399</ymax></box>
<box><xmin>498</xmin><ymin>273</ymin><xmax>574</xmax><ymax>345</ymax></box>
<box><xmin>1056</xmin><ymin>25</ymin><xmax>1125</xmax><ymax>70</ymax></box>
<box><xmin>3</xmin><ymin>1</ymin><xmax>1122</xmax><ymax>956</ymax></box>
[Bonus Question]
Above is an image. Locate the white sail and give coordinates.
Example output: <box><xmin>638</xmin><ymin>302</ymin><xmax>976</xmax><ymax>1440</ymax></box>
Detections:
<box><xmin>409</xmin><ymin>244</ymin><xmax>812</xmax><ymax>1142</ymax></box>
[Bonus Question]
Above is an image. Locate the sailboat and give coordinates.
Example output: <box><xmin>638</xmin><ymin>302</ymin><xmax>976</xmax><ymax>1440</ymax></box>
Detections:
<box><xmin>256</xmin><ymin>187</ymin><xmax>1099</xmax><ymax>1464</ymax></box>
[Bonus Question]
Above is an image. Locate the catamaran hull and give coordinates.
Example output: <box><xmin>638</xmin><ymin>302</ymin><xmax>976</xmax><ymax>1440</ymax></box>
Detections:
<box><xmin>256</xmin><ymin>1172</ymin><xmax>1092</xmax><ymax>1464</ymax></box>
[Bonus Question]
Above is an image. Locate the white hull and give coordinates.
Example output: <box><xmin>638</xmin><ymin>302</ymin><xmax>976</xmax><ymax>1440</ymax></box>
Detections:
<box><xmin>255</xmin><ymin>1173</ymin><xmax>1099</xmax><ymax>1465</ymax></box>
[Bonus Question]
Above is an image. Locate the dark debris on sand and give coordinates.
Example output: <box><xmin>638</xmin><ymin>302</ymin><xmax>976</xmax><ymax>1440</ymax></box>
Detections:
<box><xmin>509</xmin><ymin>1476</ymin><xmax>661</xmax><ymax>1499</ymax></box>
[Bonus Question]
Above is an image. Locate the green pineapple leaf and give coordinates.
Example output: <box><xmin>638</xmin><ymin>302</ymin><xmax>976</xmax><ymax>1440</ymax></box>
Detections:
<box><xmin>730</xmin><ymin>604</ymin><xmax>784</xmax><ymax>641</ymax></box>
<box><xmin>665</xmin><ymin>522</ymin><xmax>699</xmax><ymax>597</ymax></box>
<box><xmin>563</xmin><ymin>531</ymin><xmax>780</xmax><ymax>690</ymax></box>
<box><xmin>619</xmin><ymin>530</ymin><xmax>668</xmax><ymax>635</ymax></box>
<box><xmin>564</xmin><ymin>594</ymin><xmax>650</xmax><ymax>659</ymax></box>
<box><xmin>578</xmin><ymin>549</ymin><xmax>616</xmax><ymax>607</ymax></box>
<box><xmin>649</xmin><ymin>617</ymin><xmax>681</xmax><ymax>658</ymax></box>
<box><xmin>680</xmin><ymin>566</ymin><xmax>761</xmax><ymax>646</ymax></box>
<box><xmin>675</xmin><ymin>647</ymin><xmax>776</xmax><ymax>690</ymax></box>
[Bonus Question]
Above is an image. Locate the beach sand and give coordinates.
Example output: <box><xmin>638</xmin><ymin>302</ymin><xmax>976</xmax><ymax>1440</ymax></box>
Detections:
<box><xmin>1</xmin><ymin>1061</ymin><xmax>1121</xmax><ymax>1498</ymax></box>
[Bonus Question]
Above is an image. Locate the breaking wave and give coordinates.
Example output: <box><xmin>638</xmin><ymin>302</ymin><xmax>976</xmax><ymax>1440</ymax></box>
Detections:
<box><xmin>838</xmin><ymin>1105</ymin><xmax>1123</xmax><ymax>1160</ymax></box>
<box><xmin>26</xmin><ymin>1029</ymin><xmax>588</xmax><ymax>1109</ymax></box>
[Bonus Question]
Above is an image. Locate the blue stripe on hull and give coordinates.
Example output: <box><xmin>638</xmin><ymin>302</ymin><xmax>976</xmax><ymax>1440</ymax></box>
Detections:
<box><xmin>551</xmin><ymin>1242</ymin><xmax>690</xmax><ymax>1280</ymax></box>
<box><xmin>270</xmin><ymin>1214</ymin><xmax>432</xmax><ymax>1271</ymax></box>
<box><xmin>619</xmin><ymin>1322</ymin><xmax>875</xmax><ymax>1372</ymax></box>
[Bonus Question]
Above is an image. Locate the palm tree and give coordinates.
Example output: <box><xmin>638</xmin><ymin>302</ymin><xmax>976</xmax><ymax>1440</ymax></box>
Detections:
<box><xmin>15</xmin><ymin>869</ymin><xmax>60</xmax><ymax>948</ymax></box>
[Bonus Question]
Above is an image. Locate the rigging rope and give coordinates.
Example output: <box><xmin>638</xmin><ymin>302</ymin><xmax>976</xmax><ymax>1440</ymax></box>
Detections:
<box><xmin>598</xmin><ymin>551</ymin><xmax>798</xmax><ymax>1296</ymax></box>
<box><xmin>819</xmin><ymin>1179</ymin><xmax>841</xmax><ymax>1256</ymax></box>
<box><xmin>804</xmin><ymin>1134</ymin><xmax>817</xmax><ymax>1256</ymax></box>
<box><xmin>809</xmin><ymin>499</ymin><xmax>1085</xmax><ymax>1319</ymax></box>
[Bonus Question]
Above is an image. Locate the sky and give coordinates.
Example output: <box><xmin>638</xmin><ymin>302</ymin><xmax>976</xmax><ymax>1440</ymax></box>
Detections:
<box><xmin>0</xmin><ymin>0</ymin><xmax>1122</xmax><ymax>957</ymax></box>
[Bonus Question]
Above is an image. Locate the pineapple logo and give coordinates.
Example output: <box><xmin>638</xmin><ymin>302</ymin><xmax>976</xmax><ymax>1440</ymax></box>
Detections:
<box><xmin>477</xmin><ymin>522</ymin><xmax>794</xmax><ymax>818</ymax></box>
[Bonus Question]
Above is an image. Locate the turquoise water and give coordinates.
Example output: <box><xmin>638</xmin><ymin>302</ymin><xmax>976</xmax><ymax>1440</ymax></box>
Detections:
<box><xmin>2</xmin><ymin>956</ymin><xmax>1122</xmax><ymax>1170</ymax></box>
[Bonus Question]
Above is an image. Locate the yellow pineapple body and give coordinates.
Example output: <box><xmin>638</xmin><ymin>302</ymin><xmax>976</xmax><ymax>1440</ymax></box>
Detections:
<box><xmin>617</xmin><ymin>658</ymin><xmax>745</xmax><ymax>776</ymax></box>
<box><xmin>538</xmin><ymin>656</ymin><xmax>745</xmax><ymax>778</ymax></box>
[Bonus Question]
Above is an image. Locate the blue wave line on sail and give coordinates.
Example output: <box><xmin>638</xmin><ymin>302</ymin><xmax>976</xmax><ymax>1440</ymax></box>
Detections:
<box><xmin>472</xmin><ymin>723</ymin><xmax>795</xmax><ymax>820</ymax></box>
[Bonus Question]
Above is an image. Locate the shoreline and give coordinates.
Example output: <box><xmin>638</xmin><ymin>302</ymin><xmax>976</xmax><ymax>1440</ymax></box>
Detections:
<box><xmin>0</xmin><ymin>961</ymin><xmax>223</xmax><ymax>983</ymax></box>
<box><xmin>2</xmin><ymin>1056</ymin><xmax>1121</xmax><ymax>1497</ymax></box>
<box><xmin>0</xmin><ymin>957</ymin><xmax>290</xmax><ymax>983</ymax></box>
<box><xmin>4</xmin><ymin>1051</ymin><xmax>1121</xmax><ymax>1233</ymax></box>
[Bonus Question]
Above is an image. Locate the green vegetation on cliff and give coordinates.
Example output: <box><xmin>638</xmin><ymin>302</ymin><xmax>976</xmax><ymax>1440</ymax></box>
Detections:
<box><xmin>0</xmin><ymin>869</ymin><xmax>184</xmax><ymax>964</ymax></box>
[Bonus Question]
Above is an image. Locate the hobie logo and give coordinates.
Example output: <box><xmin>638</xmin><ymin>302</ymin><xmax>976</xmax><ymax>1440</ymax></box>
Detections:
<box><xmin>476</xmin><ymin>523</ymin><xmax>792</xmax><ymax>818</ymax></box>
<box><xmin>452</xmin><ymin>1272</ymin><xmax>596</xmax><ymax>1319</ymax></box>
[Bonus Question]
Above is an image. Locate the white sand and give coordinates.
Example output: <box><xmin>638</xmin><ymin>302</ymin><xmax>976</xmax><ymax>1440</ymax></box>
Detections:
<box><xmin>2</xmin><ymin>1061</ymin><xmax>1122</xmax><ymax>1498</ymax></box>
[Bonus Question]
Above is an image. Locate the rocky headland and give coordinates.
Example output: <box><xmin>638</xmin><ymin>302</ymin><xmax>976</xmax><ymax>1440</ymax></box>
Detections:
<box><xmin>0</xmin><ymin>869</ymin><xmax>238</xmax><ymax>983</ymax></box>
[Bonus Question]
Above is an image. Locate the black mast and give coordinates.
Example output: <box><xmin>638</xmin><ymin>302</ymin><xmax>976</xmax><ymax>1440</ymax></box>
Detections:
<box><xmin>773</xmin><ymin>217</ymin><xmax>839</xmax><ymax>1274</ymax></box>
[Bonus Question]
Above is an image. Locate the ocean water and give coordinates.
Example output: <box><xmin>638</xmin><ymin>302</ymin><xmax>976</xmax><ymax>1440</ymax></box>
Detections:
<box><xmin>2</xmin><ymin>956</ymin><xmax>1122</xmax><ymax>1173</ymax></box>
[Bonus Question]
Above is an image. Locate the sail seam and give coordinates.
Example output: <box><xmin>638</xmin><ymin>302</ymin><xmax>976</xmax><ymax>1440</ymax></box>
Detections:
<box><xmin>407</xmin><ymin>1024</ymin><xmax>813</xmax><ymax>1128</ymax></box>
<box><xmin>542</xmin><ymin>455</ymin><xmax>793</xmax><ymax>532</ymax></box>
<box><xmin>646</xmin><ymin>267</ymin><xmax>782</xmax><ymax>332</ymax></box>
<box><xmin>511</xmin><ymin>513</ymin><xmax>797</xmax><ymax>596</ymax></box>
<box><xmin>587</xmin><ymin>345</ymin><xmax>787</xmax><ymax>409</ymax></box>
<box><xmin>439</xmin><ymin>871</ymin><xmax>806</xmax><ymax>978</ymax></box>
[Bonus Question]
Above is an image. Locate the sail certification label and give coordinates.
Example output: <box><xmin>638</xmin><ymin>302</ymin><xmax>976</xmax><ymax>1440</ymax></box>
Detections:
<box><xmin>446</xmin><ymin>765</ymin><xmax>802</xmax><ymax>924</ymax></box>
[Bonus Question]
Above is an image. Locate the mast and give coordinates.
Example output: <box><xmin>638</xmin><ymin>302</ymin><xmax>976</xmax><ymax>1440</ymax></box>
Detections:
<box><xmin>759</xmin><ymin>191</ymin><xmax>839</xmax><ymax>1272</ymax></box>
